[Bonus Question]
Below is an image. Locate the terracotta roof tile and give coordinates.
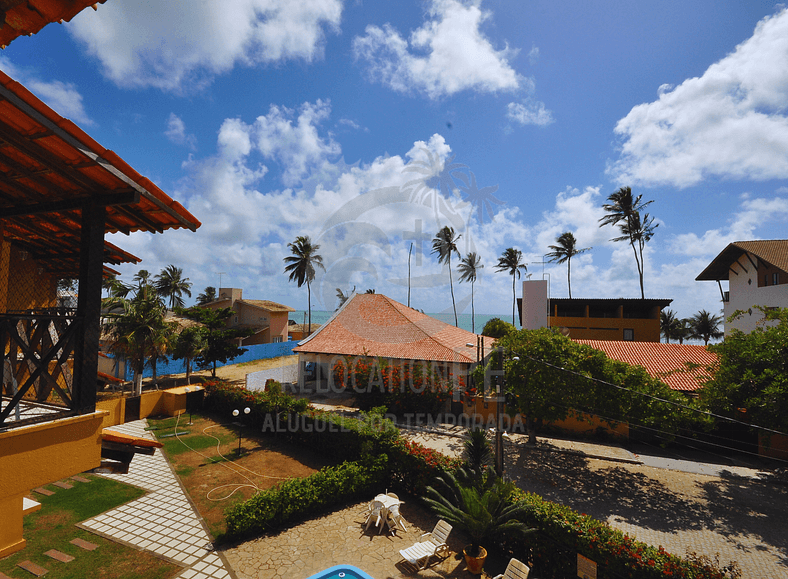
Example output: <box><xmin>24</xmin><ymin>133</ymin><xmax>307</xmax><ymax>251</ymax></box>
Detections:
<box><xmin>294</xmin><ymin>293</ymin><xmax>488</xmax><ymax>364</ymax></box>
<box><xmin>574</xmin><ymin>340</ymin><xmax>717</xmax><ymax>392</ymax></box>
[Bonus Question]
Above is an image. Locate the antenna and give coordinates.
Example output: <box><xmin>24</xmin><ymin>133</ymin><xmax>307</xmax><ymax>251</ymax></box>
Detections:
<box><xmin>216</xmin><ymin>271</ymin><xmax>226</xmax><ymax>290</ymax></box>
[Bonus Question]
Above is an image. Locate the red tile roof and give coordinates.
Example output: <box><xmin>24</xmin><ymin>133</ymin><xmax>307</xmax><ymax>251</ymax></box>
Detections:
<box><xmin>0</xmin><ymin>70</ymin><xmax>201</xmax><ymax>277</ymax></box>
<box><xmin>293</xmin><ymin>293</ymin><xmax>488</xmax><ymax>364</ymax></box>
<box><xmin>573</xmin><ymin>340</ymin><xmax>717</xmax><ymax>392</ymax></box>
<box><xmin>0</xmin><ymin>0</ymin><xmax>107</xmax><ymax>49</ymax></box>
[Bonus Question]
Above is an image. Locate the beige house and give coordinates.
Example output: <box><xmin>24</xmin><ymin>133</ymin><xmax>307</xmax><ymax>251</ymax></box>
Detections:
<box><xmin>201</xmin><ymin>288</ymin><xmax>294</xmax><ymax>345</ymax></box>
<box><xmin>696</xmin><ymin>240</ymin><xmax>788</xmax><ymax>334</ymax></box>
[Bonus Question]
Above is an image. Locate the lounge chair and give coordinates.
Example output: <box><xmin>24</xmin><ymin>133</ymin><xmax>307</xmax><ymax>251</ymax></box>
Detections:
<box><xmin>492</xmin><ymin>558</ymin><xmax>530</xmax><ymax>579</ymax></box>
<box><xmin>399</xmin><ymin>520</ymin><xmax>452</xmax><ymax>570</ymax></box>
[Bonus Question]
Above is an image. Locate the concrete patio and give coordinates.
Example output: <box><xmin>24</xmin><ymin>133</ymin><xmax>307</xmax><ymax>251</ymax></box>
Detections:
<box><xmin>221</xmin><ymin>499</ymin><xmax>517</xmax><ymax>579</ymax></box>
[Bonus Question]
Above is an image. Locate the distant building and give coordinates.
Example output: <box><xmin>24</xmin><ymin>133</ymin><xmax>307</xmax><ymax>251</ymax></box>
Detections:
<box><xmin>696</xmin><ymin>240</ymin><xmax>788</xmax><ymax>334</ymax></box>
<box><xmin>293</xmin><ymin>293</ymin><xmax>490</xmax><ymax>389</ymax></box>
<box><xmin>287</xmin><ymin>320</ymin><xmax>322</xmax><ymax>341</ymax></box>
<box><xmin>200</xmin><ymin>288</ymin><xmax>294</xmax><ymax>345</ymax></box>
<box><xmin>519</xmin><ymin>280</ymin><xmax>671</xmax><ymax>342</ymax></box>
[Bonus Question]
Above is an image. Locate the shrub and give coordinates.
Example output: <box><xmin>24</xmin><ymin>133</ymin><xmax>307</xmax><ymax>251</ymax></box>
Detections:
<box><xmin>331</xmin><ymin>356</ymin><xmax>455</xmax><ymax>417</ymax></box>
<box><xmin>224</xmin><ymin>455</ymin><xmax>387</xmax><ymax>539</ymax></box>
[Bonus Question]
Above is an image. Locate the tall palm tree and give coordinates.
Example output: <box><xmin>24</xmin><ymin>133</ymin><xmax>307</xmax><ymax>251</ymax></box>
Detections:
<box><xmin>598</xmin><ymin>187</ymin><xmax>657</xmax><ymax>299</ymax></box>
<box><xmin>545</xmin><ymin>232</ymin><xmax>591</xmax><ymax>299</ymax></box>
<box><xmin>154</xmin><ymin>265</ymin><xmax>192</xmax><ymax>310</ymax></box>
<box><xmin>689</xmin><ymin>309</ymin><xmax>724</xmax><ymax>345</ymax></box>
<box><xmin>335</xmin><ymin>286</ymin><xmax>356</xmax><ymax>310</ymax></box>
<box><xmin>495</xmin><ymin>248</ymin><xmax>527</xmax><ymax>327</ymax></box>
<box><xmin>172</xmin><ymin>326</ymin><xmax>206</xmax><ymax>385</ymax></box>
<box><xmin>196</xmin><ymin>286</ymin><xmax>217</xmax><ymax>305</ymax></box>
<box><xmin>132</xmin><ymin>269</ymin><xmax>152</xmax><ymax>288</ymax></box>
<box><xmin>458</xmin><ymin>252</ymin><xmax>483</xmax><ymax>333</ymax></box>
<box><xmin>432</xmin><ymin>226</ymin><xmax>462</xmax><ymax>326</ymax></box>
<box><xmin>284</xmin><ymin>235</ymin><xmax>325</xmax><ymax>335</ymax></box>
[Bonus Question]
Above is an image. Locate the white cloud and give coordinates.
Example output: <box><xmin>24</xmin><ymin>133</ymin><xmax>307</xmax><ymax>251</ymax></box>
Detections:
<box><xmin>0</xmin><ymin>56</ymin><xmax>93</xmax><ymax>124</ymax></box>
<box><xmin>528</xmin><ymin>44</ymin><xmax>540</xmax><ymax>65</ymax></box>
<box><xmin>165</xmin><ymin>113</ymin><xmax>197</xmax><ymax>150</ymax></box>
<box><xmin>352</xmin><ymin>0</ymin><xmax>520</xmax><ymax>99</ymax></box>
<box><xmin>66</xmin><ymin>0</ymin><xmax>342</xmax><ymax>92</ymax></box>
<box><xmin>608</xmin><ymin>8</ymin><xmax>788</xmax><ymax>187</ymax></box>
<box><xmin>668</xmin><ymin>194</ymin><xmax>788</xmax><ymax>257</ymax></box>
<box><xmin>506</xmin><ymin>99</ymin><xmax>554</xmax><ymax>126</ymax></box>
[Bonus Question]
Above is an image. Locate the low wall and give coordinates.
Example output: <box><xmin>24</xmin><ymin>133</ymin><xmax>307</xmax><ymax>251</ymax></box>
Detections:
<box><xmin>461</xmin><ymin>395</ymin><xmax>629</xmax><ymax>439</ymax></box>
<box><xmin>96</xmin><ymin>386</ymin><xmax>205</xmax><ymax>428</ymax></box>
<box><xmin>759</xmin><ymin>432</ymin><xmax>788</xmax><ymax>461</ymax></box>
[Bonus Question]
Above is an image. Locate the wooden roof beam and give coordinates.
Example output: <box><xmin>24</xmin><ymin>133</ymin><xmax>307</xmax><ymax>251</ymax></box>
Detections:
<box><xmin>1</xmin><ymin>189</ymin><xmax>140</xmax><ymax>218</ymax></box>
<box><xmin>0</xmin><ymin>86</ymin><xmax>197</xmax><ymax>231</ymax></box>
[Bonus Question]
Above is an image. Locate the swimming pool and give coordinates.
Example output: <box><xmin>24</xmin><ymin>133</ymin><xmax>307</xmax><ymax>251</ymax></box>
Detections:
<box><xmin>305</xmin><ymin>564</ymin><xmax>376</xmax><ymax>579</ymax></box>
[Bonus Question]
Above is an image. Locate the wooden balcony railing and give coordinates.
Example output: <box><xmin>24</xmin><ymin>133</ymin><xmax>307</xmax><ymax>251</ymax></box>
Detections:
<box><xmin>0</xmin><ymin>308</ymin><xmax>83</xmax><ymax>430</ymax></box>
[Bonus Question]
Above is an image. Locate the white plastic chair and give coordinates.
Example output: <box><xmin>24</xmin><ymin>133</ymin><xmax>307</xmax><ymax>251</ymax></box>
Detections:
<box><xmin>387</xmin><ymin>503</ymin><xmax>408</xmax><ymax>533</ymax></box>
<box><xmin>365</xmin><ymin>500</ymin><xmax>385</xmax><ymax>531</ymax></box>
<box><xmin>492</xmin><ymin>558</ymin><xmax>530</xmax><ymax>579</ymax></box>
<box><xmin>399</xmin><ymin>519</ymin><xmax>452</xmax><ymax>569</ymax></box>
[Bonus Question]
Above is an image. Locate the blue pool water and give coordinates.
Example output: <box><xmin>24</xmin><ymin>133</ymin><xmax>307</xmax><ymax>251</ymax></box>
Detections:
<box><xmin>305</xmin><ymin>565</ymin><xmax>376</xmax><ymax>579</ymax></box>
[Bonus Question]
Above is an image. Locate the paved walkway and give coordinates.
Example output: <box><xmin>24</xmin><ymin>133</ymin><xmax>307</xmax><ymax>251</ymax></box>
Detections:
<box><xmin>79</xmin><ymin>419</ymin><xmax>233</xmax><ymax>579</ymax></box>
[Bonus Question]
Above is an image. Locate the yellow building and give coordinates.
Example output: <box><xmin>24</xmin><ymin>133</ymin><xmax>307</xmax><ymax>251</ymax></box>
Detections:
<box><xmin>519</xmin><ymin>280</ymin><xmax>670</xmax><ymax>342</ymax></box>
<box><xmin>0</xmin><ymin>64</ymin><xmax>200</xmax><ymax>556</ymax></box>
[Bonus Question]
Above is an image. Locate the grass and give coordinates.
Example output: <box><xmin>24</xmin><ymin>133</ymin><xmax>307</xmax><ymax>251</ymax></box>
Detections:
<box><xmin>0</xmin><ymin>475</ymin><xmax>179</xmax><ymax>579</ymax></box>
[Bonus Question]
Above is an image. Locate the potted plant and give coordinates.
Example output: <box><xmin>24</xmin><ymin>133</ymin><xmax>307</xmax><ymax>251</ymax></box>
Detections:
<box><xmin>423</xmin><ymin>466</ymin><xmax>536</xmax><ymax>575</ymax></box>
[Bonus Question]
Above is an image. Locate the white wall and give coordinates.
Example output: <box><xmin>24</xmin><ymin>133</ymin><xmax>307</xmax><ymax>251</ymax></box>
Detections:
<box><xmin>521</xmin><ymin>280</ymin><xmax>548</xmax><ymax>330</ymax></box>
<box><xmin>725</xmin><ymin>255</ymin><xmax>788</xmax><ymax>334</ymax></box>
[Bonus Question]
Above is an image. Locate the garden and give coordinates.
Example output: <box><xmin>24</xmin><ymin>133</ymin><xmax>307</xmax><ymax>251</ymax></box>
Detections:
<box><xmin>195</xmin><ymin>379</ymin><xmax>740</xmax><ymax>579</ymax></box>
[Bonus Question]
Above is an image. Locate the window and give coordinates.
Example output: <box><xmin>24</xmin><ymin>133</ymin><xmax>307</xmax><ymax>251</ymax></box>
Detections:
<box><xmin>234</xmin><ymin>316</ymin><xmax>238</xmax><ymax>323</ymax></box>
<box><xmin>272</xmin><ymin>336</ymin><xmax>283</xmax><ymax>343</ymax></box>
<box><xmin>623</xmin><ymin>328</ymin><xmax>634</xmax><ymax>341</ymax></box>
<box><xmin>774</xmin><ymin>273</ymin><xmax>780</xmax><ymax>285</ymax></box>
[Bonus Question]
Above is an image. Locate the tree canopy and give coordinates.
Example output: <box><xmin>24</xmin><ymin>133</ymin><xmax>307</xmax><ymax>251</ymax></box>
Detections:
<box><xmin>475</xmin><ymin>328</ymin><xmax>708</xmax><ymax>443</ymax></box>
<box><xmin>177</xmin><ymin>306</ymin><xmax>255</xmax><ymax>377</ymax></box>
<box><xmin>701</xmin><ymin>307</ymin><xmax>788</xmax><ymax>433</ymax></box>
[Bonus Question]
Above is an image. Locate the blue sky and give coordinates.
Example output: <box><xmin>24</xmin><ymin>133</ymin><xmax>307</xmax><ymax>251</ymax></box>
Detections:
<box><xmin>2</xmin><ymin>1</ymin><xmax>787</xmax><ymax>325</ymax></box>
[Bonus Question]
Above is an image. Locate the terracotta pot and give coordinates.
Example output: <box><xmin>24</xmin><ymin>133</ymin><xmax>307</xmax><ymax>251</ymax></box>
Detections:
<box><xmin>463</xmin><ymin>545</ymin><xmax>487</xmax><ymax>575</ymax></box>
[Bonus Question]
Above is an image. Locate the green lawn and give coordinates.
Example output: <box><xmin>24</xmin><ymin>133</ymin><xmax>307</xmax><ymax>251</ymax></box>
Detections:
<box><xmin>0</xmin><ymin>475</ymin><xmax>179</xmax><ymax>579</ymax></box>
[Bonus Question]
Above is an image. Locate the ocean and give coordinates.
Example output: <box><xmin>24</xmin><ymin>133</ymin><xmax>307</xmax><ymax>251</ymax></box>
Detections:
<box><xmin>289</xmin><ymin>309</ymin><xmax>513</xmax><ymax>334</ymax></box>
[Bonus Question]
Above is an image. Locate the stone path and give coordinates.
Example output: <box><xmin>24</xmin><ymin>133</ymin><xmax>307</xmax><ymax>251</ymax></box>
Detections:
<box><xmin>79</xmin><ymin>419</ymin><xmax>233</xmax><ymax>579</ymax></box>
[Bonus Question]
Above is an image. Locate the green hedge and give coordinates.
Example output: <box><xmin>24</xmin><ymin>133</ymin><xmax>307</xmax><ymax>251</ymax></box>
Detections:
<box><xmin>504</xmin><ymin>488</ymin><xmax>739</xmax><ymax>579</ymax></box>
<box><xmin>225</xmin><ymin>455</ymin><xmax>387</xmax><ymax>539</ymax></box>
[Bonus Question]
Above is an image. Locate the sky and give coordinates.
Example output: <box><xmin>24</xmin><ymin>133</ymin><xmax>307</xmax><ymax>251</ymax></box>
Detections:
<box><xmin>2</xmin><ymin>0</ymin><xmax>787</xmax><ymax>326</ymax></box>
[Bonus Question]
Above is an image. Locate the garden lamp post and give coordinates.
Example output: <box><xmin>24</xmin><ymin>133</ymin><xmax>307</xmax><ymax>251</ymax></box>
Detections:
<box><xmin>232</xmin><ymin>407</ymin><xmax>250</xmax><ymax>455</ymax></box>
<box><xmin>494</xmin><ymin>351</ymin><xmax>518</xmax><ymax>478</ymax></box>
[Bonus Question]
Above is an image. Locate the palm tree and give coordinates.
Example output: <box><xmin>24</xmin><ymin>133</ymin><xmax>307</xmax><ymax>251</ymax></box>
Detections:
<box><xmin>458</xmin><ymin>252</ymin><xmax>483</xmax><ymax>332</ymax></box>
<box><xmin>154</xmin><ymin>265</ymin><xmax>192</xmax><ymax>310</ymax></box>
<box><xmin>196</xmin><ymin>286</ymin><xmax>217</xmax><ymax>305</ymax></box>
<box><xmin>283</xmin><ymin>235</ymin><xmax>325</xmax><ymax>335</ymax></box>
<box><xmin>689</xmin><ymin>309</ymin><xmax>724</xmax><ymax>345</ymax></box>
<box><xmin>598</xmin><ymin>187</ymin><xmax>657</xmax><ymax>299</ymax></box>
<box><xmin>432</xmin><ymin>226</ymin><xmax>462</xmax><ymax>326</ymax></box>
<box><xmin>545</xmin><ymin>232</ymin><xmax>591</xmax><ymax>299</ymax></box>
<box><xmin>132</xmin><ymin>269</ymin><xmax>152</xmax><ymax>288</ymax></box>
<box><xmin>335</xmin><ymin>286</ymin><xmax>356</xmax><ymax>310</ymax></box>
<box><xmin>172</xmin><ymin>326</ymin><xmax>206</xmax><ymax>385</ymax></box>
<box><xmin>103</xmin><ymin>283</ymin><xmax>174</xmax><ymax>395</ymax></box>
<box><xmin>495</xmin><ymin>248</ymin><xmax>527</xmax><ymax>327</ymax></box>
<box><xmin>660</xmin><ymin>309</ymin><xmax>681</xmax><ymax>343</ymax></box>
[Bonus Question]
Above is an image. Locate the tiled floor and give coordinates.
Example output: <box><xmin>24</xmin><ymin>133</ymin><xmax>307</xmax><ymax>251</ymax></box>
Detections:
<box><xmin>79</xmin><ymin>419</ymin><xmax>233</xmax><ymax>579</ymax></box>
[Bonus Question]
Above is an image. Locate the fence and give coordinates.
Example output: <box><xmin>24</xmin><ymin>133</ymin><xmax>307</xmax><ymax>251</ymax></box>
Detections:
<box><xmin>114</xmin><ymin>340</ymin><xmax>299</xmax><ymax>381</ymax></box>
<box><xmin>246</xmin><ymin>363</ymin><xmax>299</xmax><ymax>391</ymax></box>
